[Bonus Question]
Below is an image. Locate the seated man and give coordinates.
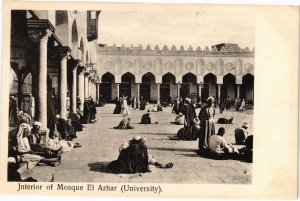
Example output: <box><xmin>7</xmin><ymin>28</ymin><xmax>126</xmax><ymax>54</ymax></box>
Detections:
<box><xmin>234</xmin><ymin>122</ymin><xmax>249</xmax><ymax>145</ymax></box>
<box><xmin>140</xmin><ymin>112</ymin><xmax>158</xmax><ymax>124</ymax></box>
<box><xmin>170</xmin><ymin>113</ymin><xmax>185</xmax><ymax>125</ymax></box>
<box><xmin>17</xmin><ymin>111</ymin><xmax>32</xmax><ymax>125</ymax></box>
<box><xmin>239</xmin><ymin>135</ymin><xmax>253</xmax><ymax>163</ymax></box>
<box><xmin>157</xmin><ymin>105</ymin><xmax>163</xmax><ymax>111</ymax></box>
<box><xmin>108</xmin><ymin>135</ymin><xmax>150</xmax><ymax>174</ymax></box>
<box><xmin>217</xmin><ymin>117</ymin><xmax>234</xmax><ymax>124</ymax></box>
<box><xmin>113</xmin><ymin>117</ymin><xmax>134</xmax><ymax>129</ymax></box>
<box><xmin>152</xmin><ymin>104</ymin><xmax>158</xmax><ymax>112</ymax></box>
<box><xmin>208</xmin><ymin>127</ymin><xmax>239</xmax><ymax>159</ymax></box>
<box><xmin>68</xmin><ymin>112</ymin><xmax>83</xmax><ymax>131</ymax></box>
<box><xmin>140</xmin><ymin>112</ymin><xmax>151</xmax><ymax>124</ymax></box>
<box><xmin>56</xmin><ymin>115</ymin><xmax>76</xmax><ymax>140</ymax></box>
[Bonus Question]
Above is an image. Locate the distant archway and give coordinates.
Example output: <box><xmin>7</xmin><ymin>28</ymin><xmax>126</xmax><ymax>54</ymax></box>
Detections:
<box><xmin>120</xmin><ymin>72</ymin><xmax>135</xmax><ymax>98</ymax></box>
<box><xmin>161</xmin><ymin>73</ymin><xmax>176</xmax><ymax>102</ymax></box>
<box><xmin>181</xmin><ymin>73</ymin><xmax>197</xmax><ymax>100</ymax></box>
<box><xmin>100</xmin><ymin>72</ymin><xmax>115</xmax><ymax>102</ymax></box>
<box><xmin>241</xmin><ymin>73</ymin><xmax>254</xmax><ymax>104</ymax></box>
<box><xmin>221</xmin><ymin>73</ymin><xmax>236</xmax><ymax>100</ymax></box>
<box><xmin>203</xmin><ymin>73</ymin><xmax>217</xmax><ymax>102</ymax></box>
<box><xmin>141</xmin><ymin>73</ymin><xmax>156</xmax><ymax>102</ymax></box>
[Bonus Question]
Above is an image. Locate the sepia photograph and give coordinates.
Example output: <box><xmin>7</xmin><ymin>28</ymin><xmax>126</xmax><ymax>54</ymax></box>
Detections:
<box><xmin>1</xmin><ymin>0</ymin><xmax>298</xmax><ymax>199</ymax></box>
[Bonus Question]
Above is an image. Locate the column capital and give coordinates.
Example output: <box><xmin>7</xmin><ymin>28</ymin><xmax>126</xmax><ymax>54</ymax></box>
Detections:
<box><xmin>27</xmin><ymin>19</ymin><xmax>55</xmax><ymax>43</ymax></box>
<box><xmin>68</xmin><ymin>59</ymin><xmax>80</xmax><ymax>70</ymax></box>
<box><xmin>58</xmin><ymin>46</ymin><xmax>71</xmax><ymax>59</ymax></box>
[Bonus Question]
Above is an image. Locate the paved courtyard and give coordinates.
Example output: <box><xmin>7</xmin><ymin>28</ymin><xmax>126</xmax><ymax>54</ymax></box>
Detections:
<box><xmin>24</xmin><ymin>104</ymin><xmax>253</xmax><ymax>184</ymax></box>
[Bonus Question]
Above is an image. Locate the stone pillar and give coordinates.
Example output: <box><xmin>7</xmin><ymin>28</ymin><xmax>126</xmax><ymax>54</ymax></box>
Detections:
<box><xmin>35</xmin><ymin>30</ymin><xmax>52</xmax><ymax>130</ymax></box>
<box><xmin>136</xmin><ymin>83</ymin><xmax>140</xmax><ymax>101</ymax></box>
<box><xmin>217</xmin><ymin>84</ymin><xmax>222</xmax><ymax>104</ymax></box>
<box><xmin>78</xmin><ymin>68</ymin><xmax>85</xmax><ymax>112</ymax></box>
<box><xmin>237</xmin><ymin>84</ymin><xmax>240</xmax><ymax>99</ymax></box>
<box><xmin>59</xmin><ymin>50</ymin><xmax>69</xmax><ymax>119</ymax></box>
<box><xmin>157</xmin><ymin>83</ymin><xmax>161</xmax><ymax>105</ymax></box>
<box><xmin>84</xmin><ymin>73</ymin><xmax>89</xmax><ymax>99</ymax></box>
<box><xmin>198</xmin><ymin>84</ymin><xmax>202</xmax><ymax>102</ymax></box>
<box><xmin>116</xmin><ymin>83</ymin><xmax>120</xmax><ymax>98</ymax></box>
<box><xmin>177</xmin><ymin>83</ymin><xmax>181</xmax><ymax>98</ymax></box>
<box><xmin>71</xmin><ymin>64</ymin><xmax>78</xmax><ymax>112</ymax></box>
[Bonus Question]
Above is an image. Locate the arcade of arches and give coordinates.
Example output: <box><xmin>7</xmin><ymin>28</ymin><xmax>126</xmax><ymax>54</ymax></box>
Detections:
<box><xmin>99</xmin><ymin>71</ymin><xmax>254</xmax><ymax>104</ymax></box>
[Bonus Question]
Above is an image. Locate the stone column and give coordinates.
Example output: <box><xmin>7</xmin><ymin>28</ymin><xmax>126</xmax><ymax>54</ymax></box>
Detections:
<box><xmin>177</xmin><ymin>83</ymin><xmax>181</xmax><ymax>98</ymax></box>
<box><xmin>78</xmin><ymin>69</ymin><xmax>85</xmax><ymax>112</ymax></box>
<box><xmin>198</xmin><ymin>84</ymin><xmax>202</xmax><ymax>102</ymax></box>
<box><xmin>116</xmin><ymin>83</ymin><xmax>120</xmax><ymax>98</ymax></box>
<box><xmin>35</xmin><ymin>29</ymin><xmax>52</xmax><ymax>130</ymax></box>
<box><xmin>237</xmin><ymin>84</ymin><xmax>241</xmax><ymax>99</ymax></box>
<box><xmin>59</xmin><ymin>50</ymin><xmax>69</xmax><ymax>119</ymax></box>
<box><xmin>71</xmin><ymin>64</ymin><xmax>78</xmax><ymax>112</ymax></box>
<box><xmin>96</xmin><ymin>83</ymin><xmax>99</xmax><ymax>103</ymax></box>
<box><xmin>157</xmin><ymin>83</ymin><xmax>161</xmax><ymax>105</ymax></box>
<box><xmin>136</xmin><ymin>83</ymin><xmax>140</xmax><ymax>101</ymax></box>
<box><xmin>217</xmin><ymin>84</ymin><xmax>222</xmax><ymax>104</ymax></box>
<box><xmin>84</xmin><ymin>73</ymin><xmax>89</xmax><ymax>99</ymax></box>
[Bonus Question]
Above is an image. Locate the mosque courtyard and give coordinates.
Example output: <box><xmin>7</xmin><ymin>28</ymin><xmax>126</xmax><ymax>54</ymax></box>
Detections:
<box><xmin>23</xmin><ymin>104</ymin><xmax>253</xmax><ymax>184</ymax></box>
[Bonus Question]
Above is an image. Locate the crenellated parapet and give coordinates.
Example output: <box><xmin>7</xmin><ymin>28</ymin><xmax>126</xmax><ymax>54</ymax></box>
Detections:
<box><xmin>97</xmin><ymin>43</ymin><xmax>255</xmax><ymax>58</ymax></box>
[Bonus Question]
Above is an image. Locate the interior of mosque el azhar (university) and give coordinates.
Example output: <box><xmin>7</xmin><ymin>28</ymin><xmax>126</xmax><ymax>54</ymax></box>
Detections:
<box><xmin>9</xmin><ymin>9</ymin><xmax>254</xmax><ymax>133</ymax></box>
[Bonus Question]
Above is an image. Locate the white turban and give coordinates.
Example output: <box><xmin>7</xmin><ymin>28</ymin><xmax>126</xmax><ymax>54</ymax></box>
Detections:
<box><xmin>33</xmin><ymin>121</ymin><xmax>42</xmax><ymax>127</ymax></box>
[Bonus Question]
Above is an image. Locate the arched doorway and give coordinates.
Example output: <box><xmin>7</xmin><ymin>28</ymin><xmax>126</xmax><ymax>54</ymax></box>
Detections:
<box><xmin>203</xmin><ymin>73</ymin><xmax>217</xmax><ymax>102</ymax></box>
<box><xmin>120</xmin><ymin>72</ymin><xmax>135</xmax><ymax>98</ymax></box>
<box><xmin>100</xmin><ymin>72</ymin><xmax>115</xmax><ymax>103</ymax></box>
<box><xmin>241</xmin><ymin>73</ymin><xmax>254</xmax><ymax>104</ymax></box>
<box><xmin>141</xmin><ymin>73</ymin><xmax>155</xmax><ymax>102</ymax></box>
<box><xmin>161</xmin><ymin>73</ymin><xmax>176</xmax><ymax>102</ymax></box>
<box><xmin>181</xmin><ymin>73</ymin><xmax>197</xmax><ymax>101</ymax></box>
<box><xmin>222</xmin><ymin>74</ymin><xmax>236</xmax><ymax>100</ymax></box>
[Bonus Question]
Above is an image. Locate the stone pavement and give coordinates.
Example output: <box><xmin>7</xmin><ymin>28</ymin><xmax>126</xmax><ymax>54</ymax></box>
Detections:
<box><xmin>24</xmin><ymin>104</ymin><xmax>252</xmax><ymax>184</ymax></box>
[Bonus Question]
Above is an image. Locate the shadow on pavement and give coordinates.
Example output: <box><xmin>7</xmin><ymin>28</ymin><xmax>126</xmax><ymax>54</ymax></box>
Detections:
<box><xmin>147</xmin><ymin>147</ymin><xmax>198</xmax><ymax>152</ymax></box>
<box><xmin>88</xmin><ymin>162</ymin><xmax>112</xmax><ymax>173</ymax></box>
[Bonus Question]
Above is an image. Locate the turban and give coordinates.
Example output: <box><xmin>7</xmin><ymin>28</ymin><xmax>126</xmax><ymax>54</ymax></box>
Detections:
<box><xmin>242</xmin><ymin>122</ymin><xmax>249</xmax><ymax>128</ymax></box>
<box><xmin>33</xmin><ymin>121</ymin><xmax>42</xmax><ymax>127</ymax></box>
<box><xmin>207</xmin><ymin>97</ymin><xmax>215</xmax><ymax>102</ymax></box>
<box><xmin>133</xmin><ymin>135</ymin><xmax>141</xmax><ymax>141</ymax></box>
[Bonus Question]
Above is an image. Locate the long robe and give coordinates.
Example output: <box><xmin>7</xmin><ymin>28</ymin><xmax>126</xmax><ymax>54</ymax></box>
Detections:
<box><xmin>9</xmin><ymin>98</ymin><xmax>18</xmax><ymax>126</ymax></box>
<box><xmin>83</xmin><ymin>101</ymin><xmax>91</xmax><ymax>123</ymax></box>
<box><xmin>139</xmin><ymin>98</ymin><xmax>146</xmax><ymax>110</ymax></box>
<box><xmin>90</xmin><ymin>100</ymin><xmax>96</xmax><ymax>120</ymax></box>
<box><xmin>28</xmin><ymin>96</ymin><xmax>35</xmax><ymax>118</ymax></box>
<box><xmin>113</xmin><ymin>98</ymin><xmax>122</xmax><ymax>114</ymax></box>
<box><xmin>198</xmin><ymin>105</ymin><xmax>216</xmax><ymax>149</ymax></box>
<box><xmin>108</xmin><ymin>140</ymin><xmax>149</xmax><ymax>174</ymax></box>
<box><xmin>184</xmin><ymin>103</ymin><xmax>196</xmax><ymax>128</ymax></box>
<box><xmin>172</xmin><ymin>101</ymin><xmax>180</xmax><ymax>114</ymax></box>
<box><xmin>140</xmin><ymin>114</ymin><xmax>151</xmax><ymax>124</ymax></box>
<box><xmin>121</xmin><ymin>99</ymin><xmax>130</xmax><ymax>116</ymax></box>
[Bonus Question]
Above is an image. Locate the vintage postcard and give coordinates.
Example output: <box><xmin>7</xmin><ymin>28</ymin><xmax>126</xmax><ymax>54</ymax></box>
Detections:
<box><xmin>0</xmin><ymin>0</ymin><xmax>298</xmax><ymax>199</ymax></box>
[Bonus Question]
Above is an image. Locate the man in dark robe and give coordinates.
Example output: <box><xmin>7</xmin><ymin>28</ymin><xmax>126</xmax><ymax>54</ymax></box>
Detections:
<box><xmin>219</xmin><ymin>98</ymin><xmax>226</xmax><ymax>114</ymax></box>
<box><xmin>9</xmin><ymin>96</ymin><xmax>18</xmax><ymax>126</ymax></box>
<box><xmin>179</xmin><ymin>97</ymin><xmax>185</xmax><ymax>114</ymax></box>
<box><xmin>108</xmin><ymin>138</ymin><xmax>150</xmax><ymax>174</ymax></box>
<box><xmin>47</xmin><ymin>92</ymin><xmax>56</xmax><ymax>138</ymax></box>
<box><xmin>172</xmin><ymin>98</ymin><xmax>180</xmax><ymax>114</ymax></box>
<box><xmin>139</xmin><ymin>96</ymin><xmax>146</xmax><ymax>110</ymax></box>
<box><xmin>140</xmin><ymin>112</ymin><xmax>151</xmax><ymax>124</ymax></box>
<box><xmin>113</xmin><ymin>97</ymin><xmax>121</xmax><ymax>114</ymax></box>
<box><xmin>183</xmin><ymin>98</ymin><xmax>197</xmax><ymax>128</ymax></box>
<box><xmin>83</xmin><ymin>98</ymin><xmax>91</xmax><ymax>123</ymax></box>
<box><xmin>89</xmin><ymin>97</ymin><xmax>96</xmax><ymax>122</ymax></box>
<box><xmin>68</xmin><ymin>112</ymin><xmax>83</xmax><ymax>131</ymax></box>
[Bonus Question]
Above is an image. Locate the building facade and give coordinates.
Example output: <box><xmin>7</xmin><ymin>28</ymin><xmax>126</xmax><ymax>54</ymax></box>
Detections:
<box><xmin>97</xmin><ymin>43</ymin><xmax>255</xmax><ymax>104</ymax></box>
<box><xmin>10</xmin><ymin>10</ymin><xmax>101</xmax><ymax>131</ymax></box>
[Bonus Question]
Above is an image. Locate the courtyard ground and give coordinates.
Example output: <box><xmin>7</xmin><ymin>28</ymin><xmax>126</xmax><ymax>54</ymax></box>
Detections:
<box><xmin>24</xmin><ymin>104</ymin><xmax>253</xmax><ymax>184</ymax></box>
